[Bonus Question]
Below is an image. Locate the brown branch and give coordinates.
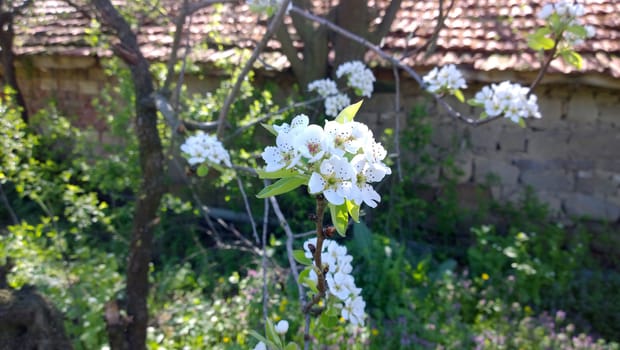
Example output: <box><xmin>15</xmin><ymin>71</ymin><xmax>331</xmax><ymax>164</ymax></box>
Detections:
<box><xmin>91</xmin><ymin>1</ymin><xmax>165</xmax><ymax>349</ymax></box>
<box><xmin>215</xmin><ymin>0</ymin><xmax>291</xmax><ymax>138</ymax></box>
<box><xmin>424</xmin><ymin>0</ymin><xmax>455</xmax><ymax>58</ymax></box>
<box><xmin>529</xmin><ymin>34</ymin><xmax>562</xmax><ymax>93</ymax></box>
<box><xmin>370</xmin><ymin>0</ymin><xmax>402</xmax><ymax>43</ymax></box>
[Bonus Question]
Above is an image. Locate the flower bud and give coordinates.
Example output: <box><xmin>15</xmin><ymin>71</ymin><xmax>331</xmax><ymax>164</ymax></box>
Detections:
<box><xmin>275</xmin><ymin>320</ymin><xmax>289</xmax><ymax>334</ymax></box>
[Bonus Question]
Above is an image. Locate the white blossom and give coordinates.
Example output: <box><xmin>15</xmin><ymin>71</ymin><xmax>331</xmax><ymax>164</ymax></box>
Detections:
<box><xmin>537</xmin><ymin>1</ymin><xmax>595</xmax><ymax>47</ymax></box>
<box><xmin>423</xmin><ymin>64</ymin><xmax>467</xmax><ymax>94</ymax></box>
<box><xmin>180</xmin><ymin>132</ymin><xmax>231</xmax><ymax>167</ymax></box>
<box><xmin>324</xmin><ymin>93</ymin><xmax>351</xmax><ymax>117</ymax></box>
<box><xmin>275</xmin><ymin>320</ymin><xmax>289</xmax><ymax>334</ymax></box>
<box><xmin>261</xmin><ymin>112</ymin><xmax>391</xmax><ymax>207</ymax></box>
<box><xmin>301</xmin><ymin>238</ymin><xmax>366</xmax><ymax>327</ymax></box>
<box><xmin>308</xmin><ymin>79</ymin><xmax>338</xmax><ymax>98</ymax></box>
<box><xmin>472</xmin><ymin>81</ymin><xmax>541</xmax><ymax>124</ymax></box>
<box><xmin>336</xmin><ymin>61</ymin><xmax>376</xmax><ymax>98</ymax></box>
<box><xmin>253</xmin><ymin>341</ymin><xmax>267</xmax><ymax>350</ymax></box>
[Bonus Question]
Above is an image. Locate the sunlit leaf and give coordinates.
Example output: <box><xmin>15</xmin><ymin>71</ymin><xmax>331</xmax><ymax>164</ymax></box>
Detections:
<box><xmin>345</xmin><ymin>199</ymin><xmax>360</xmax><ymax>223</ymax></box>
<box><xmin>261</xmin><ymin>123</ymin><xmax>278</xmax><ymax>136</ymax></box>
<box><xmin>265</xmin><ymin>319</ymin><xmax>283</xmax><ymax>349</ymax></box>
<box><xmin>561</xmin><ymin>50</ymin><xmax>583</xmax><ymax>69</ymax></box>
<box><xmin>256</xmin><ymin>175</ymin><xmax>307</xmax><ymax>198</ymax></box>
<box><xmin>453</xmin><ymin>89</ymin><xmax>465</xmax><ymax>103</ymax></box>
<box><xmin>256</xmin><ymin>167</ymin><xmax>298</xmax><ymax>179</ymax></box>
<box><xmin>335</xmin><ymin>100</ymin><xmax>363</xmax><ymax>123</ymax></box>
<box><xmin>293</xmin><ymin>249</ymin><xmax>313</xmax><ymax>265</ymax></box>
<box><xmin>527</xmin><ymin>33</ymin><xmax>555</xmax><ymax>51</ymax></box>
<box><xmin>196</xmin><ymin>164</ymin><xmax>209</xmax><ymax>177</ymax></box>
<box><xmin>329</xmin><ymin>203</ymin><xmax>349</xmax><ymax>236</ymax></box>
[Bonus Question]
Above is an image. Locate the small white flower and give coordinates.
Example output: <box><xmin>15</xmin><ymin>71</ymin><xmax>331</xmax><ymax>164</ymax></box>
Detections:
<box><xmin>342</xmin><ymin>295</ymin><xmax>366</xmax><ymax>326</ymax></box>
<box><xmin>253</xmin><ymin>341</ymin><xmax>267</xmax><ymax>350</ymax></box>
<box><xmin>308</xmin><ymin>79</ymin><xmax>338</xmax><ymax>98</ymax></box>
<box><xmin>294</xmin><ymin>124</ymin><xmax>327</xmax><ymax>162</ymax></box>
<box><xmin>423</xmin><ymin>64</ymin><xmax>466</xmax><ymax>94</ymax></box>
<box><xmin>336</xmin><ymin>61</ymin><xmax>375</xmax><ymax>98</ymax></box>
<box><xmin>324</xmin><ymin>93</ymin><xmax>351</xmax><ymax>117</ymax></box>
<box><xmin>275</xmin><ymin>320</ymin><xmax>289</xmax><ymax>334</ymax></box>
<box><xmin>180</xmin><ymin>132</ymin><xmax>231</xmax><ymax>167</ymax></box>
<box><xmin>308</xmin><ymin>155</ymin><xmax>355</xmax><ymax>205</ymax></box>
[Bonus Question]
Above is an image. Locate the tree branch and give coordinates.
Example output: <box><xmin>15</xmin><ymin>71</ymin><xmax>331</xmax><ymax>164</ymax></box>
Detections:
<box><xmin>370</xmin><ymin>0</ymin><xmax>402</xmax><ymax>44</ymax></box>
<box><xmin>215</xmin><ymin>0</ymin><xmax>292</xmax><ymax>138</ymax></box>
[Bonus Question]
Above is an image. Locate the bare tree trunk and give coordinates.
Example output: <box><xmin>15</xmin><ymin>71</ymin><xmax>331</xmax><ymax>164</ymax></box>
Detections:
<box><xmin>91</xmin><ymin>1</ymin><xmax>165</xmax><ymax>349</ymax></box>
<box><xmin>0</xmin><ymin>1</ymin><xmax>33</xmax><ymax>122</ymax></box>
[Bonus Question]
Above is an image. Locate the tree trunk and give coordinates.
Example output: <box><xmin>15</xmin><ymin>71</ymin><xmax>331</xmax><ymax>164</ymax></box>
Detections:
<box><xmin>91</xmin><ymin>1</ymin><xmax>165</xmax><ymax>349</ymax></box>
<box><xmin>0</xmin><ymin>8</ymin><xmax>30</xmax><ymax>122</ymax></box>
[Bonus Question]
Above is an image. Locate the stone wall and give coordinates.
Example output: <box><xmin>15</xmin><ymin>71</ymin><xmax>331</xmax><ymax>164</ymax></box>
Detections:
<box><xmin>361</xmin><ymin>81</ymin><xmax>620</xmax><ymax>221</ymax></box>
<box><xmin>10</xmin><ymin>56</ymin><xmax>620</xmax><ymax>221</ymax></box>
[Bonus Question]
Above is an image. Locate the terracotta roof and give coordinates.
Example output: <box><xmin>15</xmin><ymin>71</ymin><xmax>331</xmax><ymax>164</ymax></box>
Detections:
<box><xmin>14</xmin><ymin>0</ymin><xmax>620</xmax><ymax>79</ymax></box>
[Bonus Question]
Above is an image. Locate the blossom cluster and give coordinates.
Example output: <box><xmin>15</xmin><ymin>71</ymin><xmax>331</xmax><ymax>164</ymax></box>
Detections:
<box><xmin>303</xmin><ymin>238</ymin><xmax>366</xmax><ymax>326</ymax></box>
<box><xmin>261</xmin><ymin>114</ymin><xmax>391</xmax><ymax>207</ymax></box>
<box><xmin>537</xmin><ymin>0</ymin><xmax>595</xmax><ymax>46</ymax></box>
<box><xmin>471</xmin><ymin>81</ymin><xmax>541</xmax><ymax>123</ymax></box>
<box><xmin>423</xmin><ymin>64</ymin><xmax>467</xmax><ymax>94</ymax></box>
<box><xmin>180</xmin><ymin>131</ymin><xmax>231</xmax><ymax>167</ymax></box>
<box><xmin>336</xmin><ymin>61</ymin><xmax>376</xmax><ymax>98</ymax></box>
<box><xmin>307</xmin><ymin>61</ymin><xmax>375</xmax><ymax>117</ymax></box>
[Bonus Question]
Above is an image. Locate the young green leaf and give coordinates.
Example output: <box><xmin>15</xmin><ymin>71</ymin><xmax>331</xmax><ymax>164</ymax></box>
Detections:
<box><xmin>345</xmin><ymin>199</ymin><xmax>360</xmax><ymax>223</ymax></box>
<box><xmin>561</xmin><ymin>50</ymin><xmax>583</xmax><ymax>69</ymax></box>
<box><xmin>266</xmin><ymin>319</ymin><xmax>283</xmax><ymax>349</ymax></box>
<box><xmin>518</xmin><ymin>117</ymin><xmax>526</xmax><ymax>128</ymax></box>
<box><xmin>196</xmin><ymin>164</ymin><xmax>209</xmax><ymax>177</ymax></box>
<box><xmin>261</xmin><ymin>123</ymin><xmax>278</xmax><ymax>136</ymax></box>
<box><xmin>293</xmin><ymin>249</ymin><xmax>313</xmax><ymax>265</ymax></box>
<box><xmin>335</xmin><ymin>100</ymin><xmax>363</xmax><ymax>123</ymax></box>
<box><xmin>256</xmin><ymin>167</ymin><xmax>299</xmax><ymax>179</ymax></box>
<box><xmin>527</xmin><ymin>33</ymin><xmax>555</xmax><ymax>51</ymax></box>
<box><xmin>565</xmin><ymin>24</ymin><xmax>587</xmax><ymax>38</ymax></box>
<box><xmin>256</xmin><ymin>175</ymin><xmax>307</xmax><ymax>198</ymax></box>
<box><xmin>329</xmin><ymin>203</ymin><xmax>349</xmax><ymax>236</ymax></box>
<box><xmin>298</xmin><ymin>267</ymin><xmax>318</xmax><ymax>293</ymax></box>
<box><xmin>453</xmin><ymin>89</ymin><xmax>465</xmax><ymax>103</ymax></box>
<box><xmin>285</xmin><ymin>342</ymin><xmax>300</xmax><ymax>350</ymax></box>
<box><xmin>248</xmin><ymin>331</ymin><xmax>279</xmax><ymax>350</ymax></box>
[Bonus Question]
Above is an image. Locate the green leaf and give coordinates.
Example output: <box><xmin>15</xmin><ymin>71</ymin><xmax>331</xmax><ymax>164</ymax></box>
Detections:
<box><xmin>196</xmin><ymin>164</ymin><xmax>209</xmax><ymax>177</ymax></box>
<box><xmin>467</xmin><ymin>98</ymin><xmax>482</xmax><ymax>107</ymax></box>
<box><xmin>265</xmin><ymin>319</ymin><xmax>283</xmax><ymax>349</ymax></box>
<box><xmin>335</xmin><ymin>100</ymin><xmax>363</xmax><ymax>123</ymax></box>
<box><xmin>518</xmin><ymin>118</ymin><xmax>526</xmax><ymax>128</ymax></box>
<box><xmin>527</xmin><ymin>33</ymin><xmax>555</xmax><ymax>51</ymax></box>
<box><xmin>256</xmin><ymin>175</ymin><xmax>307</xmax><ymax>198</ymax></box>
<box><xmin>293</xmin><ymin>249</ymin><xmax>313</xmax><ymax>265</ymax></box>
<box><xmin>299</xmin><ymin>267</ymin><xmax>318</xmax><ymax>293</ymax></box>
<box><xmin>261</xmin><ymin>123</ymin><xmax>278</xmax><ymax>136</ymax></box>
<box><xmin>565</xmin><ymin>25</ymin><xmax>587</xmax><ymax>38</ymax></box>
<box><xmin>285</xmin><ymin>342</ymin><xmax>300</xmax><ymax>350</ymax></box>
<box><xmin>561</xmin><ymin>50</ymin><xmax>583</xmax><ymax>69</ymax></box>
<box><xmin>256</xmin><ymin>167</ymin><xmax>298</xmax><ymax>179</ymax></box>
<box><xmin>248</xmin><ymin>331</ymin><xmax>279</xmax><ymax>350</ymax></box>
<box><xmin>329</xmin><ymin>203</ymin><xmax>349</xmax><ymax>236</ymax></box>
<box><xmin>345</xmin><ymin>199</ymin><xmax>360</xmax><ymax>223</ymax></box>
<box><xmin>453</xmin><ymin>89</ymin><xmax>465</xmax><ymax>103</ymax></box>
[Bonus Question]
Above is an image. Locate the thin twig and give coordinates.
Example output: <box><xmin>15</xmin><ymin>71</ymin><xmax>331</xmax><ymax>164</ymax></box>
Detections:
<box><xmin>235</xmin><ymin>174</ymin><xmax>260</xmax><ymax>244</ymax></box>
<box><xmin>215</xmin><ymin>0</ymin><xmax>292</xmax><ymax>138</ymax></box>
<box><xmin>261</xmin><ymin>190</ymin><xmax>270</xmax><ymax>324</ymax></box>
<box><xmin>269</xmin><ymin>196</ymin><xmax>304</xmax><ymax>305</ymax></box>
